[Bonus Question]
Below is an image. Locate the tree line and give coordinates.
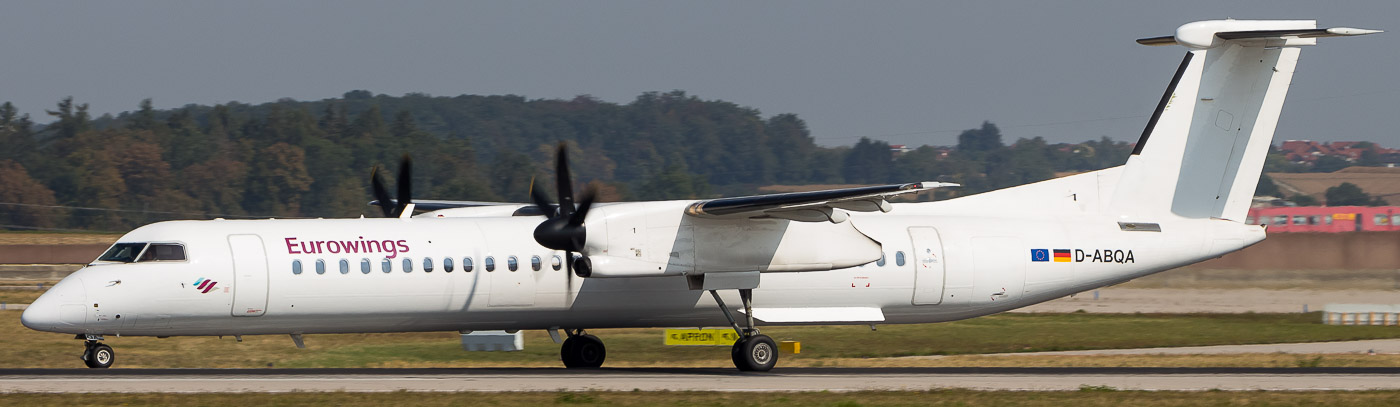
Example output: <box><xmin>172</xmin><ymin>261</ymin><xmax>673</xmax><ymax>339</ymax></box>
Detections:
<box><xmin>0</xmin><ymin>90</ymin><xmax>1197</xmax><ymax>232</ymax></box>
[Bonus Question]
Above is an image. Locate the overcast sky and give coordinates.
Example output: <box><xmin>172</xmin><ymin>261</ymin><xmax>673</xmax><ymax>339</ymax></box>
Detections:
<box><xmin>1</xmin><ymin>1</ymin><xmax>1395</xmax><ymax>147</ymax></box>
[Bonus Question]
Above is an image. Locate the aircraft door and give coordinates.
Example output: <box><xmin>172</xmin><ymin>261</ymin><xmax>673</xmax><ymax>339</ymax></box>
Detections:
<box><xmin>228</xmin><ymin>235</ymin><xmax>269</xmax><ymax>317</ymax></box>
<box><xmin>909</xmin><ymin>227</ymin><xmax>946</xmax><ymax>305</ymax></box>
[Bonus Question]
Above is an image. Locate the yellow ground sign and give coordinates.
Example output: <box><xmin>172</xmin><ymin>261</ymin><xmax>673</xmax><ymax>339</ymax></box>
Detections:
<box><xmin>664</xmin><ymin>328</ymin><xmax>740</xmax><ymax>346</ymax></box>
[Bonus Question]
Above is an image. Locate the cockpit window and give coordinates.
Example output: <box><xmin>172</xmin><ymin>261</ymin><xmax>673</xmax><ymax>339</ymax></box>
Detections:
<box><xmin>99</xmin><ymin>242</ymin><xmax>187</xmax><ymax>263</ymax></box>
<box><xmin>139</xmin><ymin>244</ymin><xmax>187</xmax><ymax>261</ymax></box>
<box><xmin>98</xmin><ymin>243</ymin><xmax>146</xmax><ymax>263</ymax></box>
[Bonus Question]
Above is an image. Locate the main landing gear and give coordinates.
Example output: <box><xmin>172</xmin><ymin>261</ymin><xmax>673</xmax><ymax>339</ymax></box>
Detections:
<box><xmin>711</xmin><ymin>288</ymin><xmax>777</xmax><ymax>372</ymax></box>
<box><xmin>78</xmin><ymin>335</ymin><xmax>113</xmax><ymax>369</ymax></box>
<box><xmin>560</xmin><ymin>329</ymin><xmax>606</xmax><ymax>368</ymax></box>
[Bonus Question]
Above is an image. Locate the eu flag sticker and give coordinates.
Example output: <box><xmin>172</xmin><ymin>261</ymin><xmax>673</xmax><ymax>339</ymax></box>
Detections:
<box><xmin>1030</xmin><ymin>249</ymin><xmax>1049</xmax><ymax>262</ymax></box>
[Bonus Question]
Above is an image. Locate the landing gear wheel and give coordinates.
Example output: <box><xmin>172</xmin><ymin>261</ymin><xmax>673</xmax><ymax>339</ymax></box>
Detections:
<box><xmin>561</xmin><ymin>334</ymin><xmax>605</xmax><ymax>368</ymax></box>
<box><xmin>83</xmin><ymin>343</ymin><xmax>113</xmax><ymax>369</ymax></box>
<box><xmin>731</xmin><ymin>334</ymin><xmax>777</xmax><ymax>372</ymax></box>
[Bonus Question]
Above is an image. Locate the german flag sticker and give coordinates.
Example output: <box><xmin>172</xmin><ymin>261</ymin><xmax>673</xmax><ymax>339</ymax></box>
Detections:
<box><xmin>1053</xmin><ymin>249</ymin><xmax>1071</xmax><ymax>262</ymax></box>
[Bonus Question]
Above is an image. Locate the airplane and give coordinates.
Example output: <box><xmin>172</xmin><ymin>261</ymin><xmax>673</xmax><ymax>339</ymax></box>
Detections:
<box><xmin>21</xmin><ymin>19</ymin><xmax>1379</xmax><ymax>371</ymax></box>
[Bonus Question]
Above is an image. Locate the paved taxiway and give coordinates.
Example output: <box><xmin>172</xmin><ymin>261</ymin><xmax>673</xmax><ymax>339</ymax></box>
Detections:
<box><xmin>927</xmin><ymin>339</ymin><xmax>1400</xmax><ymax>358</ymax></box>
<box><xmin>2</xmin><ymin>367</ymin><xmax>1400</xmax><ymax>392</ymax></box>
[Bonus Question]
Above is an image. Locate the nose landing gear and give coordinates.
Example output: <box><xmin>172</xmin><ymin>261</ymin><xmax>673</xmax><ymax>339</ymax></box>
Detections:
<box><xmin>710</xmin><ymin>289</ymin><xmax>777</xmax><ymax>372</ymax></box>
<box><xmin>78</xmin><ymin>335</ymin><xmax>113</xmax><ymax>369</ymax></box>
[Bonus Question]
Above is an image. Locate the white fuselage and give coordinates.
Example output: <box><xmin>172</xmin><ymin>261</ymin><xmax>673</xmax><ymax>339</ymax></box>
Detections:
<box><xmin>21</xmin><ymin>197</ymin><xmax>1264</xmax><ymax>337</ymax></box>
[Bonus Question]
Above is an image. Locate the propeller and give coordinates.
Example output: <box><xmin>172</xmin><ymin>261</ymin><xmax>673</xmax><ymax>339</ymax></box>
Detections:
<box><xmin>371</xmin><ymin>155</ymin><xmax>414</xmax><ymax>218</ymax></box>
<box><xmin>530</xmin><ymin>144</ymin><xmax>595</xmax><ymax>276</ymax></box>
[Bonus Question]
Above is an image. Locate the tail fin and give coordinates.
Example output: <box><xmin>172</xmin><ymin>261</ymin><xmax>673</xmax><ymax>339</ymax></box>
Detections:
<box><xmin>1108</xmin><ymin>20</ymin><xmax>1379</xmax><ymax>221</ymax></box>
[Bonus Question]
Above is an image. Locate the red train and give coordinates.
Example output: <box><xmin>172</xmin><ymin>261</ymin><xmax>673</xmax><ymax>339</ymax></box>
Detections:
<box><xmin>1246</xmin><ymin>206</ymin><xmax>1400</xmax><ymax>232</ymax></box>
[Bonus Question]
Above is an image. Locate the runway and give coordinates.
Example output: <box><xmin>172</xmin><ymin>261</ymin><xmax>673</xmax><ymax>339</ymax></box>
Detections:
<box><xmin>3</xmin><ymin>367</ymin><xmax>1400</xmax><ymax>392</ymax></box>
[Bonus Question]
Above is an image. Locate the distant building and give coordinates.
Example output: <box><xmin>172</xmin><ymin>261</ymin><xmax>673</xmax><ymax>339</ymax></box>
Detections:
<box><xmin>1277</xmin><ymin>140</ymin><xmax>1400</xmax><ymax>165</ymax></box>
<box><xmin>1267</xmin><ymin>167</ymin><xmax>1400</xmax><ymax>205</ymax></box>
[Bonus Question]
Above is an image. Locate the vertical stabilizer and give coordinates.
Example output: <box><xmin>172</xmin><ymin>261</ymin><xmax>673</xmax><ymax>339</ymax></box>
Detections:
<box><xmin>1108</xmin><ymin>20</ymin><xmax>1379</xmax><ymax>221</ymax></box>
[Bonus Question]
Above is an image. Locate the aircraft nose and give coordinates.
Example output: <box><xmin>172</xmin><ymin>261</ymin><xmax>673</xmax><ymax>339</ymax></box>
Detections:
<box><xmin>20</xmin><ymin>277</ymin><xmax>88</xmax><ymax>333</ymax></box>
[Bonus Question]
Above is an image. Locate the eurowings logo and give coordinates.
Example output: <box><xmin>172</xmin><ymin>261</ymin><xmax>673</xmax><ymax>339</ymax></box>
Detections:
<box><xmin>193</xmin><ymin>277</ymin><xmax>218</xmax><ymax>293</ymax></box>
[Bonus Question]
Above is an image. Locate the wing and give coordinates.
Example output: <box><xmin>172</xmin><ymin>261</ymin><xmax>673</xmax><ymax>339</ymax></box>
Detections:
<box><xmin>369</xmin><ymin>199</ymin><xmax>517</xmax><ymax>212</ymax></box>
<box><xmin>684</xmin><ymin>182</ymin><xmax>956</xmax><ymax>223</ymax></box>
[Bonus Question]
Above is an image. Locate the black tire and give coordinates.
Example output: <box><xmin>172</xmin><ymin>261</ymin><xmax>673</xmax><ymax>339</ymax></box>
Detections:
<box><xmin>84</xmin><ymin>344</ymin><xmax>113</xmax><ymax>369</ymax></box>
<box><xmin>731</xmin><ymin>339</ymin><xmax>750</xmax><ymax>371</ymax></box>
<box><xmin>731</xmin><ymin>335</ymin><xmax>777</xmax><ymax>372</ymax></box>
<box><xmin>561</xmin><ymin>335</ymin><xmax>605</xmax><ymax>369</ymax></box>
<box><xmin>560</xmin><ymin>336</ymin><xmax>580</xmax><ymax>367</ymax></box>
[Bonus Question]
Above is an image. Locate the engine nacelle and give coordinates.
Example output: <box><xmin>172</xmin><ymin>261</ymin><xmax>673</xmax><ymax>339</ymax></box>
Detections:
<box><xmin>572</xmin><ymin>255</ymin><xmax>671</xmax><ymax>278</ymax></box>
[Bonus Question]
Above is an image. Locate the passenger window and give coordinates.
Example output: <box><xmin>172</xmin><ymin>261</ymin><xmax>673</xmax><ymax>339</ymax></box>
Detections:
<box><xmin>360</xmin><ymin>258</ymin><xmax>371</xmax><ymax>274</ymax></box>
<box><xmin>315</xmin><ymin>259</ymin><xmax>326</xmax><ymax>275</ymax></box>
<box><xmin>1273</xmin><ymin>215</ymin><xmax>1288</xmax><ymax>225</ymax></box>
<box><xmin>139</xmin><ymin>243</ymin><xmax>187</xmax><ymax>261</ymax></box>
<box><xmin>896</xmin><ymin>251</ymin><xmax>906</xmax><ymax>267</ymax></box>
<box><xmin>876</xmin><ymin>253</ymin><xmax>886</xmax><ymax>267</ymax></box>
<box><xmin>485</xmin><ymin>256</ymin><xmax>496</xmax><ymax>272</ymax></box>
<box><xmin>292</xmin><ymin>260</ymin><xmax>302</xmax><ymax>275</ymax></box>
<box><xmin>339</xmin><ymin>259</ymin><xmax>349</xmax><ymax>274</ymax></box>
<box><xmin>551</xmin><ymin>255</ymin><xmax>562</xmax><ymax>271</ymax></box>
<box><xmin>402</xmin><ymin>258</ymin><xmax>413</xmax><ymax>273</ymax></box>
<box><xmin>444</xmin><ymin>257</ymin><xmax>454</xmax><ymax>273</ymax></box>
<box><xmin>1293</xmin><ymin>215</ymin><xmax>1308</xmax><ymax>225</ymax></box>
<box><xmin>1245</xmin><ymin>217</ymin><xmax>1255</xmax><ymax>225</ymax></box>
<box><xmin>508</xmin><ymin>256</ymin><xmax>519</xmax><ymax>271</ymax></box>
<box><xmin>381</xmin><ymin>258</ymin><xmax>392</xmax><ymax>273</ymax></box>
<box><xmin>1392</xmin><ymin>214</ymin><xmax>1400</xmax><ymax>226</ymax></box>
<box><xmin>463</xmin><ymin>257</ymin><xmax>474</xmax><ymax>272</ymax></box>
<box><xmin>1378</xmin><ymin>214</ymin><xmax>1391</xmax><ymax>226</ymax></box>
<box><xmin>424</xmin><ymin>257</ymin><xmax>434</xmax><ymax>273</ymax></box>
<box><xmin>531</xmin><ymin>255</ymin><xmax>542</xmax><ymax>271</ymax></box>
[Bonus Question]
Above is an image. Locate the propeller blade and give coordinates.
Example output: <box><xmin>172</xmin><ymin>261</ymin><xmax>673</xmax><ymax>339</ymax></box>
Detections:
<box><xmin>393</xmin><ymin>155</ymin><xmax>413</xmax><ymax>216</ymax></box>
<box><xmin>568</xmin><ymin>188</ymin><xmax>595</xmax><ymax>227</ymax></box>
<box><xmin>528</xmin><ymin>177</ymin><xmax>556</xmax><ymax>217</ymax></box>
<box><xmin>370</xmin><ymin>166</ymin><xmax>395</xmax><ymax>217</ymax></box>
<box><xmin>554</xmin><ymin>143</ymin><xmax>574</xmax><ymax>218</ymax></box>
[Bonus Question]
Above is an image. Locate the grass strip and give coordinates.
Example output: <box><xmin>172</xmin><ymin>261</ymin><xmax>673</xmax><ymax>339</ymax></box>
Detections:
<box><xmin>2</xmin><ymin>390</ymin><xmax>1400</xmax><ymax>406</ymax></box>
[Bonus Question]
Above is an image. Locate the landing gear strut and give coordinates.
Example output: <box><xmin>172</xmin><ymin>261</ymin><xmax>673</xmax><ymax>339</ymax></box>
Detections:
<box><xmin>710</xmin><ymin>289</ymin><xmax>777</xmax><ymax>372</ymax></box>
<box><xmin>79</xmin><ymin>335</ymin><xmax>113</xmax><ymax>369</ymax></box>
<box><xmin>560</xmin><ymin>329</ymin><xmax>606</xmax><ymax>368</ymax></box>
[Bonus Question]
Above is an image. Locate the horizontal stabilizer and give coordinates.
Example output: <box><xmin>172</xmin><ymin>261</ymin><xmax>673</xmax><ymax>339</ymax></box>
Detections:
<box><xmin>1136</xmin><ymin>20</ymin><xmax>1380</xmax><ymax>48</ymax></box>
<box><xmin>1215</xmin><ymin>27</ymin><xmax>1383</xmax><ymax>40</ymax></box>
